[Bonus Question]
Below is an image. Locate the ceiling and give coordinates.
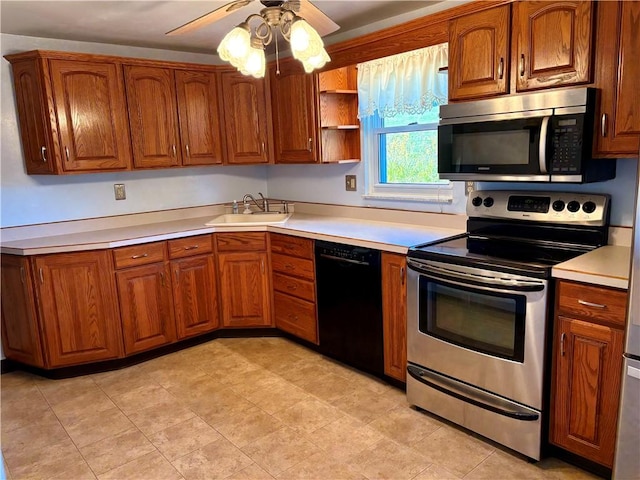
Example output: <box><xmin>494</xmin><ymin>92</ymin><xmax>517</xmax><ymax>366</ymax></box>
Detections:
<box><xmin>0</xmin><ymin>1</ymin><xmax>450</xmax><ymax>56</ymax></box>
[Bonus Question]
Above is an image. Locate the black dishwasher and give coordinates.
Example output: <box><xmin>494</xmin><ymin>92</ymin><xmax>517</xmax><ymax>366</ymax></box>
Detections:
<box><xmin>315</xmin><ymin>240</ymin><xmax>384</xmax><ymax>376</ymax></box>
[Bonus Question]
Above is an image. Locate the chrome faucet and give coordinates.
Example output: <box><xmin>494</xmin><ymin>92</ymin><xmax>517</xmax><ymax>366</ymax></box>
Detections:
<box><xmin>242</xmin><ymin>192</ymin><xmax>269</xmax><ymax>213</ymax></box>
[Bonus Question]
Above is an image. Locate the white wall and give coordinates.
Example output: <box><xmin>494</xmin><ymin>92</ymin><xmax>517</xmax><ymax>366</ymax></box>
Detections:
<box><xmin>0</xmin><ymin>34</ymin><xmax>269</xmax><ymax>228</ymax></box>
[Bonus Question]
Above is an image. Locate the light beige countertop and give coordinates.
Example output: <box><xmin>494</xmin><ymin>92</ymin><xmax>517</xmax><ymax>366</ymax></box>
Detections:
<box><xmin>552</xmin><ymin>245</ymin><xmax>631</xmax><ymax>290</ymax></box>
<box><xmin>0</xmin><ymin>212</ymin><xmax>465</xmax><ymax>256</ymax></box>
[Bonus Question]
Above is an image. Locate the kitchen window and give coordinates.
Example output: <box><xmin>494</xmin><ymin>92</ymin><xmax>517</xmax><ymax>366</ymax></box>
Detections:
<box><xmin>358</xmin><ymin>43</ymin><xmax>458</xmax><ymax>202</ymax></box>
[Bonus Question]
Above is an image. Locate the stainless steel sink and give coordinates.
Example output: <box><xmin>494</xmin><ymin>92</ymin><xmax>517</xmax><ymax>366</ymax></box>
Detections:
<box><xmin>205</xmin><ymin>212</ymin><xmax>292</xmax><ymax>227</ymax></box>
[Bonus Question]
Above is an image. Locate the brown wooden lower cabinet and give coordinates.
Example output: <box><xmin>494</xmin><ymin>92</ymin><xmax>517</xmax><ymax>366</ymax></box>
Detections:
<box><xmin>550</xmin><ymin>281</ymin><xmax>627</xmax><ymax>468</ymax></box>
<box><xmin>0</xmin><ymin>255</ymin><xmax>44</xmax><ymax>367</ymax></box>
<box><xmin>33</xmin><ymin>251</ymin><xmax>124</xmax><ymax>367</ymax></box>
<box><xmin>381</xmin><ymin>252</ymin><xmax>407</xmax><ymax>382</ymax></box>
<box><xmin>171</xmin><ymin>254</ymin><xmax>219</xmax><ymax>339</ymax></box>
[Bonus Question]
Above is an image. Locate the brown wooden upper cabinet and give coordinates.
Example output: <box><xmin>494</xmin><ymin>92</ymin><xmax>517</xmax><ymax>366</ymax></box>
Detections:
<box><xmin>270</xmin><ymin>62</ymin><xmax>320</xmax><ymax>164</ymax></box>
<box><xmin>220</xmin><ymin>71</ymin><xmax>271</xmax><ymax>164</ymax></box>
<box><xmin>592</xmin><ymin>0</ymin><xmax>640</xmax><ymax>158</ymax></box>
<box><xmin>6</xmin><ymin>52</ymin><xmax>133</xmax><ymax>174</ymax></box>
<box><xmin>125</xmin><ymin>66</ymin><xmax>225</xmax><ymax>168</ymax></box>
<box><xmin>449</xmin><ymin>1</ymin><xmax>595</xmax><ymax>101</ymax></box>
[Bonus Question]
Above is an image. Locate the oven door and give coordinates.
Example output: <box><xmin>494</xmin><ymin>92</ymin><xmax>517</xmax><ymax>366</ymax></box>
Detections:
<box><xmin>407</xmin><ymin>258</ymin><xmax>548</xmax><ymax>410</ymax></box>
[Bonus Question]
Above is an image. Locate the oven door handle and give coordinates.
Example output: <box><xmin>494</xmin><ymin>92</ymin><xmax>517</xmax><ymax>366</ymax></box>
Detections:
<box><xmin>407</xmin><ymin>259</ymin><xmax>545</xmax><ymax>292</ymax></box>
<box><xmin>407</xmin><ymin>365</ymin><xmax>539</xmax><ymax>421</ymax></box>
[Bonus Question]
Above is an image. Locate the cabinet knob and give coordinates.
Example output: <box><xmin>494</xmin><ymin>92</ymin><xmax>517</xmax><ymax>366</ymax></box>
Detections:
<box><xmin>519</xmin><ymin>54</ymin><xmax>525</xmax><ymax>77</ymax></box>
<box><xmin>498</xmin><ymin>58</ymin><xmax>504</xmax><ymax>80</ymax></box>
<box><xmin>601</xmin><ymin>114</ymin><xmax>608</xmax><ymax>138</ymax></box>
<box><xmin>41</xmin><ymin>146</ymin><xmax>47</xmax><ymax>163</ymax></box>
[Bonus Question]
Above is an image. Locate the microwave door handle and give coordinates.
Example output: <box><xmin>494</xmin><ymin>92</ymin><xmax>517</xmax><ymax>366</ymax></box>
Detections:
<box><xmin>538</xmin><ymin>116</ymin><xmax>550</xmax><ymax>174</ymax></box>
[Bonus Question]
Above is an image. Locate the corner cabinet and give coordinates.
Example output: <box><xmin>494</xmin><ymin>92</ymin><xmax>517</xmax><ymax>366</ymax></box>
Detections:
<box><xmin>6</xmin><ymin>52</ymin><xmax>133</xmax><ymax>174</ymax></box>
<box><xmin>382</xmin><ymin>253</ymin><xmax>407</xmax><ymax>382</ymax></box>
<box><xmin>220</xmin><ymin>72</ymin><xmax>271</xmax><ymax>164</ymax></box>
<box><xmin>318</xmin><ymin>66</ymin><xmax>361</xmax><ymax>163</ymax></box>
<box><xmin>550</xmin><ymin>280</ymin><xmax>627</xmax><ymax>468</ymax></box>
<box><xmin>270</xmin><ymin>62</ymin><xmax>319</xmax><ymax>164</ymax></box>
<box><xmin>592</xmin><ymin>0</ymin><xmax>640</xmax><ymax>158</ymax></box>
<box><xmin>216</xmin><ymin>233</ymin><xmax>273</xmax><ymax>327</ymax></box>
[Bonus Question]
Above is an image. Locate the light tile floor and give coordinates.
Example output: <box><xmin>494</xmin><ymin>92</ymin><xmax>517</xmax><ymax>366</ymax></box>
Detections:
<box><xmin>1</xmin><ymin>337</ymin><xmax>598</xmax><ymax>480</ymax></box>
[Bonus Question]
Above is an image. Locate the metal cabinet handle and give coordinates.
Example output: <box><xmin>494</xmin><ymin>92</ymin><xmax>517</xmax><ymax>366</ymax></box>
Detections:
<box><xmin>261</xmin><ymin>142</ymin><xmax>265</xmax><ymax>154</ymax></box>
<box><xmin>131</xmin><ymin>253</ymin><xmax>148</xmax><ymax>259</ymax></box>
<box><xmin>65</xmin><ymin>146</ymin><xmax>70</xmax><ymax>161</ymax></box>
<box><xmin>185</xmin><ymin>144</ymin><xmax>190</xmax><ymax>157</ymax></box>
<box><xmin>183</xmin><ymin>245</ymin><xmax>199</xmax><ymax>251</ymax></box>
<box><xmin>498</xmin><ymin>58</ymin><xmax>504</xmax><ymax>79</ymax></box>
<box><xmin>578</xmin><ymin>299</ymin><xmax>607</xmax><ymax>309</ymax></box>
<box><xmin>286</xmin><ymin>283</ymin><xmax>298</xmax><ymax>291</ymax></box>
<box><xmin>400</xmin><ymin>266</ymin><xmax>405</xmax><ymax>285</ymax></box>
<box><xmin>560</xmin><ymin>333</ymin><xmax>566</xmax><ymax>356</ymax></box>
<box><xmin>261</xmin><ymin>260</ymin><xmax>265</xmax><ymax>274</ymax></box>
<box><xmin>20</xmin><ymin>266</ymin><xmax>26</xmax><ymax>284</ymax></box>
<box><xmin>41</xmin><ymin>146</ymin><xmax>47</xmax><ymax>163</ymax></box>
<box><xmin>284</xmin><ymin>263</ymin><xmax>295</xmax><ymax>270</ymax></box>
<box><xmin>172</xmin><ymin>144</ymin><xmax>177</xmax><ymax>157</ymax></box>
<box><xmin>308</xmin><ymin>137</ymin><xmax>312</xmax><ymax>152</ymax></box>
<box><xmin>39</xmin><ymin>267</ymin><xmax>44</xmax><ymax>284</ymax></box>
<box><xmin>519</xmin><ymin>54</ymin><xmax>525</xmax><ymax>77</ymax></box>
<box><xmin>601</xmin><ymin>114</ymin><xmax>608</xmax><ymax>138</ymax></box>
<box><xmin>160</xmin><ymin>272</ymin><xmax>165</xmax><ymax>287</ymax></box>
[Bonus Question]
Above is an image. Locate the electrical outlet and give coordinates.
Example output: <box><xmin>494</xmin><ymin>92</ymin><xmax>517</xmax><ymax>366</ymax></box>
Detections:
<box><xmin>465</xmin><ymin>181</ymin><xmax>476</xmax><ymax>196</ymax></box>
<box><xmin>345</xmin><ymin>175</ymin><xmax>357</xmax><ymax>191</ymax></box>
<box><xmin>114</xmin><ymin>184</ymin><xmax>126</xmax><ymax>200</ymax></box>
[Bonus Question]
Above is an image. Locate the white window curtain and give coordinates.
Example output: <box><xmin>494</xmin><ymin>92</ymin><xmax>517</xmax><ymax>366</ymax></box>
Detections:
<box><xmin>357</xmin><ymin>43</ymin><xmax>448</xmax><ymax>119</ymax></box>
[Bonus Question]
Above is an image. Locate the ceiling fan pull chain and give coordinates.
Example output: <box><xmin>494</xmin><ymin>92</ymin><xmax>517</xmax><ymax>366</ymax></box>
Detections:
<box><xmin>275</xmin><ymin>28</ymin><xmax>281</xmax><ymax>75</ymax></box>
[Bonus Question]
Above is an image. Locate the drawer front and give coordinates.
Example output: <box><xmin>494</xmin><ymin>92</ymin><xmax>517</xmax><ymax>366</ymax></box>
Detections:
<box><xmin>113</xmin><ymin>242</ymin><xmax>166</xmax><ymax>269</ymax></box>
<box><xmin>557</xmin><ymin>281</ymin><xmax>628</xmax><ymax>326</ymax></box>
<box><xmin>168</xmin><ymin>235</ymin><xmax>213</xmax><ymax>259</ymax></box>
<box><xmin>216</xmin><ymin>233</ymin><xmax>267</xmax><ymax>252</ymax></box>
<box><xmin>270</xmin><ymin>233</ymin><xmax>313</xmax><ymax>259</ymax></box>
<box><xmin>271</xmin><ymin>253</ymin><xmax>314</xmax><ymax>280</ymax></box>
<box><xmin>274</xmin><ymin>292</ymin><xmax>317</xmax><ymax>344</ymax></box>
<box><xmin>273</xmin><ymin>272</ymin><xmax>315</xmax><ymax>302</ymax></box>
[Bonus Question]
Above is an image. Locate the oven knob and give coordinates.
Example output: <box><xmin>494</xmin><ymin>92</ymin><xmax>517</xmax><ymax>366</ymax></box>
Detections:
<box><xmin>552</xmin><ymin>200</ymin><xmax>565</xmax><ymax>212</ymax></box>
<box><xmin>567</xmin><ymin>200</ymin><xmax>581</xmax><ymax>213</ymax></box>
<box><xmin>582</xmin><ymin>201</ymin><xmax>597</xmax><ymax>214</ymax></box>
<box><xmin>472</xmin><ymin>196</ymin><xmax>483</xmax><ymax>207</ymax></box>
<box><xmin>483</xmin><ymin>197</ymin><xmax>494</xmax><ymax>208</ymax></box>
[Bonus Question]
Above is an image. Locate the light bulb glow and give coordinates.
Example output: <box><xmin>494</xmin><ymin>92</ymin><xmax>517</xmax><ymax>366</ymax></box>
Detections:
<box><xmin>290</xmin><ymin>18</ymin><xmax>324</xmax><ymax>62</ymax></box>
<box><xmin>302</xmin><ymin>48</ymin><xmax>330</xmax><ymax>72</ymax></box>
<box><xmin>217</xmin><ymin>25</ymin><xmax>251</xmax><ymax>66</ymax></box>
<box><xmin>240</xmin><ymin>45</ymin><xmax>266</xmax><ymax>78</ymax></box>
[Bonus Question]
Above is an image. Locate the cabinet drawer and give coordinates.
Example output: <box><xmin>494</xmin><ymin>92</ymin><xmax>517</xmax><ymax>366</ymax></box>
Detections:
<box><xmin>216</xmin><ymin>233</ymin><xmax>267</xmax><ymax>252</ymax></box>
<box><xmin>274</xmin><ymin>292</ymin><xmax>317</xmax><ymax>344</ymax></box>
<box><xmin>113</xmin><ymin>242</ymin><xmax>166</xmax><ymax>269</ymax></box>
<box><xmin>273</xmin><ymin>272</ymin><xmax>315</xmax><ymax>302</ymax></box>
<box><xmin>168</xmin><ymin>235</ymin><xmax>213</xmax><ymax>259</ymax></box>
<box><xmin>557</xmin><ymin>281</ymin><xmax>628</xmax><ymax>327</ymax></box>
<box><xmin>270</xmin><ymin>234</ymin><xmax>313</xmax><ymax>259</ymax></box>
<box><xmin>271</xmin><ymin>253</ymin><xmax>314</xmax><ymax>280</ymax></box>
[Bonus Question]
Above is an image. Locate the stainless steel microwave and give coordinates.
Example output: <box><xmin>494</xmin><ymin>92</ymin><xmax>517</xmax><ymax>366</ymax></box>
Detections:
<box><xmin>437</xmin><ymin>88</ymin><xmax>615</xmax><ymax>183</ymax></box>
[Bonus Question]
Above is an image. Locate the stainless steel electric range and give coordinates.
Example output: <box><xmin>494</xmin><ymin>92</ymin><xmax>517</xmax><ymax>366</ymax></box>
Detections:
<box><xmin>406</xmin><ymin>190</ymin><xmax>611</xmax><ymax>460</ymax></box>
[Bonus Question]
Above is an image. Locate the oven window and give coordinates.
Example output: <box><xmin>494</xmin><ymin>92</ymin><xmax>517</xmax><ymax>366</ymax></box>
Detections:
<box><xmin>418</xmin><ymin>278</ymin><xmax>526</xmax><ymax>362</ymax></box>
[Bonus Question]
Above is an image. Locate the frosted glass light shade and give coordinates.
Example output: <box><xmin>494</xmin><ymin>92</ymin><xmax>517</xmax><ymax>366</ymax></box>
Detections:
<box><xmin>240</xmin><ymin>44</ymin><xmax>266</xmax><ymax>78</ymax></box>
<box><xmin>302</xmin><ymin>48</ymin><xmax>330</xmax><ymax>73</ymax></box>
<box><xmin>290</xmin><ymin>18</ymin><xmax>324</xmax><ymax>62</ymax></box>
<box><xmin>217</xmin><ymin>24</ymin><xmax>251</xmax><ymax>66</ymax></box>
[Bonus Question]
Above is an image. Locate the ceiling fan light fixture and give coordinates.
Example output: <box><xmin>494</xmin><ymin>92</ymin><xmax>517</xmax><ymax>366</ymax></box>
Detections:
<box><xmin>240</xmin><ymin>37</ymin><xmax>267</xmax><ymax>78</ymax></box>
<box><xmin>217</xmin><ymin>22</ymin><xmax>251</xmax><ymax>66</ymax></box>
<box><xmin>302</xmin><ymin>48</ymin><xmax>330</xmax><ymax>72</ymax></box>
<box><xmin>289</xmin><ymin>17</ymin><xmax>324</xmax><ymax>61</ymax></box>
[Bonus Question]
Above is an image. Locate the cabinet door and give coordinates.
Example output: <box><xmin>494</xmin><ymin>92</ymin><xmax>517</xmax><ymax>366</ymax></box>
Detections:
<box><xmin>10</xmin><ymin>59</ymin><xmax>58</xmax><ymax>174</ymax></box>
<box><xmin>171</xmin><ymin>255</ymin><xmax>219</xmax><ymax>339</ymax></box>
<box><xmin>382</xmin><ymin>252</ymin><xmax>407</xmax><ymax>382</ymax></box>
<box><xmin>220</xmin><ymin>72</ymin><xmax>270</xmax><ymax>164</ymax></box>
<box><xmin>448</xmin><ymin>5</ymin><xmax>510</xmax><ymax>100</ymax></box>
<box><xmin>49</xmin><ymin>60</ymin><xmax>132</xmax><ymax>172</ymax></box>
<box><xmin>551</xmin><ymin>316</ymin><xmax>624</xmax><ymax>467</ymax></box>
<box><xmin>33</xmin><ymin>251</ymin><xmax>123</xmax><ymax>367</ymax></box>
<box><xmin>116</xmin><ymin>263</ymin><xmax>177</xmax><ymax>354</ymax></box>
<box><xmin>175</xmin><ymin>70</ymin><xmax>224</xmax><ymax>166</ymax></box>
<box><xmin>125</xmin><ymin>65</ymin><xmax>181</xmax><ymax>168</ymax></box>
<box><xmin>512</xmin><ymin>1</ymin><xmax>593</xmax><ymax>92</ymax></box>
<box><xmin>593</xmin><ymin>0</ymin><xmax>640</xmax><ymax>158</ymax></box>
<box><xmin>270</xmin><ymin>66</ymin><xmax>319</xmax><ymax>163</ymax></box>
<box><xmin>0</xmin><ymin>255</ymin><xmax>45</xmax><ymax>367</ymax></box>
<box><xmin>218</xmin><ymin>252</ymin><xmax>272</xmax><ymax>327</ymax></box>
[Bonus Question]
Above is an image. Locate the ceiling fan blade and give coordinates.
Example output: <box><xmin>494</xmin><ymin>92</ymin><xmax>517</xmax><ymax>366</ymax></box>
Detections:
<box><xmin>296</xmin><ymin>0</ymin><xmax>340</xmax><ymax>37</ymax></box>
<box><xmin>165</xmin><ymin>0</ymin><xmax>254</xmax><ymax>36</ymax></box>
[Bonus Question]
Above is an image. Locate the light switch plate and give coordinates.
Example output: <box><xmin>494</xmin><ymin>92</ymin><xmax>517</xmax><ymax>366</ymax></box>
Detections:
<box><xmin>114</xmin><ymin>184</ymin><xmax>126</xmax><ymax>200</ymax></box>
<box><xmin>345</xmin><ymin>175</ymin><xmax>357</xmax><ymax>191</ymax></box>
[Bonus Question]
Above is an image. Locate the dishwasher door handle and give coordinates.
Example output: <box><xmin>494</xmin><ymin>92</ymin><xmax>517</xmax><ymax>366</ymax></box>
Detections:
<box><xmin>318</xmin><ymin>253</ymin><xmax>370</xmax><ymax>266</ymax></box>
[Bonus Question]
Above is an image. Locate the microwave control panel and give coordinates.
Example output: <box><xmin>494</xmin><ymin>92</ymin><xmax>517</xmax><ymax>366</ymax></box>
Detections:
<box><xmin>549</xmin><ymin>115</ymin><xmax>584</xmax><ymax>173</ymax></box>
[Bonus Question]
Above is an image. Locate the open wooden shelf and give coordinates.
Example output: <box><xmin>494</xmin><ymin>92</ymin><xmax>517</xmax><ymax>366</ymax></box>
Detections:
<box><xmin>320</xmin><ymin>89</ymin><xmax>358</xmax><ymax>94</ymax></box>
<box><xmin>321</xmin><ymin>125</ymin><xmax>360</xmax><ymax>130</ymax></box>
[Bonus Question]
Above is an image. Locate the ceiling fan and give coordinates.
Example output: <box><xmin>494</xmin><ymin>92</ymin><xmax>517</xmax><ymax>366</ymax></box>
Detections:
<box><xmin>165</xmin><ymin>0</ymin><xmax>339</xmax><ymax>38</ymax></box>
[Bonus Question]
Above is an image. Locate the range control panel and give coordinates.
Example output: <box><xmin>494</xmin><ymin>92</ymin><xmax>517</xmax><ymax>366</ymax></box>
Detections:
<box><xmin>467</xmin><ymin>190</ymin><xmax>610</xmax><ymax>226</ymax></box>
